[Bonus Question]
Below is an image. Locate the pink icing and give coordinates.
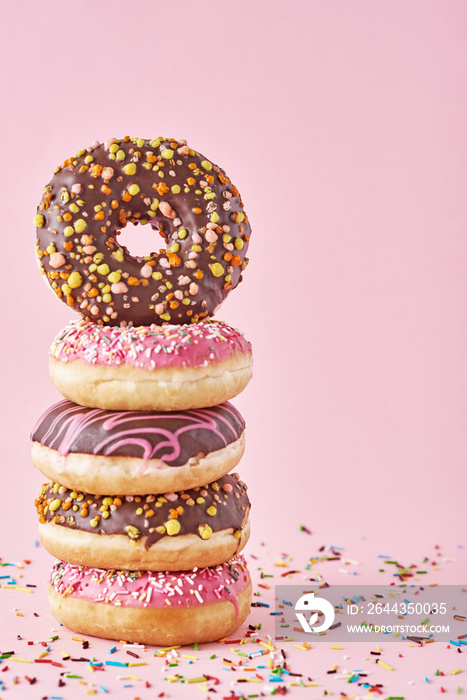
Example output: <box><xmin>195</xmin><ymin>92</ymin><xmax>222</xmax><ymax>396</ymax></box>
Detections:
<box><xmin>50</xmin><ymin>556</ymin><xmax>250</xmax><ymax>617</ymax></box>
<box><xmin>50</xmin><ymin>319</ymin><xmax>251</xmax><ymax>371</ymax></box>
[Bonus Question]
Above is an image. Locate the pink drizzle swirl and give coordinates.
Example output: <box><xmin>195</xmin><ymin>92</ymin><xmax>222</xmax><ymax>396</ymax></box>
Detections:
<box><xmin>31</xmin><ymin>399</ymin><xmax>245</xmax><ymax>465</ymax></box>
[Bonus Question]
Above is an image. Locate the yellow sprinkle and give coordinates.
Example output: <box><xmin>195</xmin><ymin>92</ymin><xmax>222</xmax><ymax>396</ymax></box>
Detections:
<box><xmin>294</xmin><ymin>644</ymin><xmax>309</xmax><ymax>651</ymax></box>
<box><xmin>49</xmin><ymin>498</ymin><xmax>62</xmax><ymax>512</ymax></box>
<box><xmin>210</xmin><ymin>211</ymin><xmax>220</xmax><ymax>223</ymax></box>
<box><xmin>330</xmin><ymin>645</ymin><xmax>343</xmax><ymax>650</ymax></box>
<box><xmin>67</xmin><ymin>271</ymin><xmax>82</xmax><ymax>289</ymax></box>
<box><xmin>128</xmin><ymin>183</ymin><xmax>140</xmax><ymax>196</ymax></box>
<box><xmin>198</xmin><ymin>524</ymin><xmax>212</xmax><ymax>540</ymax></box>
<box><xmin>181</xmin><ymin>655</ymin><xmax>198</xmax><ymax>660</ymax></box>
<box><xmin>209</xmin><ymin>262</ymin><xmax>224</xmax><ymax>277</ymax></box>
<box><xmin>2</xmin><ymin>586</ymin><xmax>32</xmax><ymax>592</ymax></box>
<box><xmin>37</xmin><ymin>650</ymin><xmax>49</xmax><ymax>659</ymax></box>
<box><xmin>201</xmin><ymin>160</ymin><xmax>212</xmax><ymax>171</ymax></box>
<box><xmin>450</xmin><ymin>669</ymin><xmax>462</xmax><ymax>675</ymax></box>
<box><xmin>116</xmin><ymin>149</ymin><xmax>125</xmax><ymax>161</ymax></box>
<box><xmin>234</xmin><ymin>237</ymin><xmax>244</xmax><ymax>250</ymax></box>
<box><xmin>377</xmin><ymin>660</ymin><xmax>393</xmax><ymax>671</ymax></box>
<box><xmin>34</xmin><ymin>213</ymin><xmax>45</xmax><ymax>227</ymax></box>
<box><xmin>171</xmin><ymin>184</ymin><xmax>181</xmax><ymax>194</ymax></box>
<box><xmin>161</xmin><ymin>149</ymin><xmax>174</xmax><ymax>159</ymax></box>
<box><xmin>74</xmin><ymin>218</ymin><xmax>87</xmax><ymax>233</ymax></box>
<box><xmin>9</xmin><ymin>657</ymin><xmax>32</xmax><ymax>663</ymax></box>
<box><xmin>97</xmin><ymin>263</ymin><xmax>110</xmax><ymax>276</ymax></box>
<box><xmin>112</xmin><ymin>249</ymin><xmax>124</xmax><ymax>263</ymax></box>
<box><xmin>165</xmin><ymin>519</ymin><xmax>181</xmax><ymax>536</ymax></box>
<box><xmin>123</xmin><ymin>163</ymin><xmax>137</xmax><ymax>175</ymax></box>
<box><xmin>128</xmin><ymin>662</ymin><xmax>147</xmax><ymax>667</ymax></box>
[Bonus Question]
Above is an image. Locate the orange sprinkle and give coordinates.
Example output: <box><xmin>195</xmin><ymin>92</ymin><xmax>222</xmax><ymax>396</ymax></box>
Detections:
<box><xmin>90</xmin><ymin>164</ymin><xmax>103</xmax><ymax>178</ymax></box>
<box><xmin>154</xmin><ymin>182</ymin><xmax>169</xmax><ymax>196</ymax></box>
<box><xmin>167</xmin><ymin>253</ymin><xmax>182</xmax><ymax>267</ymax></box>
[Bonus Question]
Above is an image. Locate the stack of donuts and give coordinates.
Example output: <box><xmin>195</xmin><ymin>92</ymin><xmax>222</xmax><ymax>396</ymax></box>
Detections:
<box><xmin>31</xmin><ymin>136</ymin><xmax>253</xmax><ymax>645</ymax></box>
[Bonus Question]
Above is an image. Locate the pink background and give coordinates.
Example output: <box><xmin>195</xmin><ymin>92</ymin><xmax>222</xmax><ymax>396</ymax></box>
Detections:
<box><xmin>1</xmin><ymin>0</ymin><xmax>466</xmax><ymax>566</ymax></box>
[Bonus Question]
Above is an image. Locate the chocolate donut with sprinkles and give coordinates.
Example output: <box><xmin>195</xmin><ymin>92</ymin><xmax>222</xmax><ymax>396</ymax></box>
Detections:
<box><xmin>31</xmin><ymin>398</ymin><xmax>246</xmax><ymax>494</ymax></box>
<box><xmin>36</xmin><ymin>473</ymin><xmax>250</xmax><ymax>571</ymax></box>
<box><xmin>48</xmin><ymin>555</ymin><xmax>252</xmax><ymax>645</ymax></box>
<box><xmin>48</xmin><ymin>318</ymin><xmax>253</xmax><ymax>412</ymax></box>
<box><xmin>34</xmin><ymin>136</ymin><xmax>251</xmax><ymax>326</ymax></box>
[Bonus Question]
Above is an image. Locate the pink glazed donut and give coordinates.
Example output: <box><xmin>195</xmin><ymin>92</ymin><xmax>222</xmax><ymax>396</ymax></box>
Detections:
<box><xmin>49</xmin><ymin>318</ymin><xmax>252</xmax><ymax>411</ymax></box>
<box><xmin>48</xmin><ymin>555</ymin><xmax>252</xmax><ymax>645</ymax></box>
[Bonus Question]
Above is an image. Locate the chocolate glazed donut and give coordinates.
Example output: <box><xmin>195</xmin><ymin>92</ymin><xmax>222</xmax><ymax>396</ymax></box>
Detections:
<box><xmin>31</xmin><ymin>399</ymin><xmax>247</xmax><ymax>494</ymax></box>
<box><xmin>35</xmin><ymin>474</ymin><xmax>251</xmax><ymax>570</ymax></box>
<box><xmin>34</xmin><ymin>136</ymin><xmax>251</xmax><ymax>326</ymax></box>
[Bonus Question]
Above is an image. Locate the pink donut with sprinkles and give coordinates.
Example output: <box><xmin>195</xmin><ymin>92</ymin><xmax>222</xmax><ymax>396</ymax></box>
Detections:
<box><xmin>48</xmin><ymin>555</ymin><xmax>252</xmax><ymax>645</ymax></box>
<box><xmin>34</xmin><ymin>136</ymin><xmax>251</xmax><ymax>327</ymax></box>
<box><xmin>49</xmin><ymin>318</ymin><xmax>253</xmax><ymax>411</ymax></box>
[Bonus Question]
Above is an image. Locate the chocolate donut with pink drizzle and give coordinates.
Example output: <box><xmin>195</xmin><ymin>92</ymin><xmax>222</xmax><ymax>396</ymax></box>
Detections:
<box><xmin>48</xmin><ymin>555</ymin><xmax>252</xmax><ymax>645</ymax></box>
<box><xmin>49</xmin><ymin>318</ymin><xmax>253</xmax><ymax>411</ymax></box>
<box><xmin>31</xmin><ymin>399</ymin><xmax>246</xmax><ymax>494</ymax></box>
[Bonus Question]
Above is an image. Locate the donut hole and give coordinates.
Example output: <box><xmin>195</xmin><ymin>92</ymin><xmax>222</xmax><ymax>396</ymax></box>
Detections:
<box><xmin>116</xmin><ymin>221</ymin><xmax>165</xmax><ymax>259</ymax></box>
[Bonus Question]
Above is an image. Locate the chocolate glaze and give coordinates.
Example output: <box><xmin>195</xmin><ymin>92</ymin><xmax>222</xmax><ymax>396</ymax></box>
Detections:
<box><xmin>31</xmin><ymin>399</ymin><xmax>245</xmax><ymax>465</ymax></box>
<box><xmin>36</xmin><ymin>474</ymin><xmax>250</xmax><ymax>549</ymax></box>
<box><xmin>35</xmin><ymin>137</ymin><xmax>251</xmax><ymax>326</ymax></box>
